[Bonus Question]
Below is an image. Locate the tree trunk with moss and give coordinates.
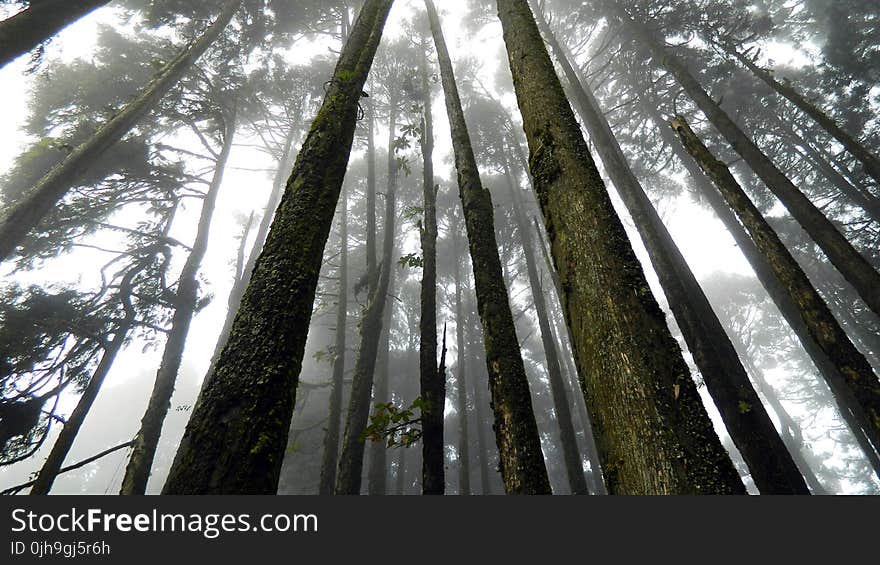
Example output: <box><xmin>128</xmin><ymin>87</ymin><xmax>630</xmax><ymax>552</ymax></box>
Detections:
<box><xmin>636</xmin><ymin>95</ymin><xmax>880</xmax><ymax>478</ymax></box>
<box><xmin>366</xmin><ymin>266</ymin><xmax>395</xmax><ymax>496</ymax></box>
<box><xmin>503</xmin><ymin>153</ymin><xmax>588</xmax><ymax>495</ymax></box>
<box><xmin>336</xmin><ymin>91</ymin><xmax>400</xmax><ymax>495</ymax></box>
<box><xmin>418</xmin><ymin>45</ymin><xmax>445</xmax><ymax>495</ymax></box>
<box><xmin>0</xmin><ymin>0</ymin><xmax>111</xmax><ymax>68</ymax></box>
<box><xmin>162</xmin><ymin>0</ymin><xmax>394</xmax><ymax>494</ymax></box>
<box><xmin>671</xmin><ymin>116</ymin><xmax>880</xmax><ymax>470</ymax></box>
<box><xmin>452</xmin><ymin>222</ymin><xmax>471</xmax><ymax>495</ymax></box>
<box><xmin>319</xmin><ymin>189</ymin><xmax>349</xmax><ymax>495</ymax></box>
<box><xmin>722</xmin><ymin>42</ymin><xmax>880</xmax><ymax>185</ymax></box>
<box><xmin>426</xmin><ymin>0</ymin><xmax>550</xmax><ymax>494</ymax></box>
<box><xmin>495</xmin><ymin>0</ymin><xmax>744</xmax><ymax>494</ymax></box>
<box><xmin>0</xmin><ymin>0</ymin><xmax>241</xmax><ymax>263</ymax></box>
<box><xmin>535</xmin><ymin>9</ymin><xmax>806</xmax><ymax>494</ymax></box>
<box><xmin>119</xmin><ymin>110</ymin><xmax>236</xmax><ymax>495</ymax></box>
<box><xmin>610</xmin><ymin>6</ymin><xmax>880</xmax><ymax>318</ymax></box>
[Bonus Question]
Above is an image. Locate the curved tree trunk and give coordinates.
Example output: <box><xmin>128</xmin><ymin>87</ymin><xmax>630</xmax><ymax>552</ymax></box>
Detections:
<box><xmin>495</xmin><ymin>0</ymin><xmax>744</xmax><ymax>494</ymax></box>
<box><xmin>0</xmin><ymin>0</ymin><xmax>111</xmax><ymax>68</ymax></box>
<box><xmin>671</xmin><ymin>116</ymin><xmax>880</xmax><ymax>472</ymax></box>
<box><xmin>120</xmin><ymin>109</ymin><xmax>236</xmax><ymax>495</ymax></box>
<box><xmin>610</xmin><ymin>6</ymin><xmax>880</xmax><ymax>318</ymax></box>
<box><xmin>319</xmin><ymin>189</ymin><xmax>349</xmax><ymax>495</ymax></box>
<box><xmin>535</xmin><ymin>8</ymin><xmax>806</xmax><ymax>494</ymax></box>
<box><xmin>0</xmin><ymin>0</ymin><xmax>241</xmax><ymax>262</ymax></box>
<box><xmin>162</xmin><ymin>0</ymin><xmax>394</xmax><ymax>494</ymax></box>
<box><xmin>426</xmin><ymin>0</ymin><xmax>550</xmax><ymax>494</ymax></box>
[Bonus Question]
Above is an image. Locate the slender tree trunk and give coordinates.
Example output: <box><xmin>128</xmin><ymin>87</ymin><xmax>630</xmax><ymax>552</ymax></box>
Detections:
<box><xmin>367</xmin><ymin>266</ymin><xmax>395</xmax><ymax>495</ymax></box>
<box><xmin>366</xmin><ymin>97</ymin><xmax>378</xmax><ymax>295</ymax></box>
<box><xmin>426</xmin><ymin>0</ymin><xmax>550</xmax><ymax>494</ymax></box>
<box><xmin>120</xmin><ymin>110</ymin><xmax>236</xmax><ymax>495</ymax></box>
<box><xmin>394</xmin><ymin>441</ymin><xmax>408</xmax><ymax>494</ymax></box>
<box><xmin>319</xmin><ymin>189</ymin><xmax>349</xmax><ymax>495</ymax></box>
<box><xmin>723</xmin><ymin>43</ymin><xmax>880</xmax><ymax>185</ymax></box>
<box><xmin>0</xmin><ymin>0</ymin><xmax>111</xmax><ymax>68</ymax></box>
<box><xmin>418</xmin><ymin>45</ymin><xmax>444</xmax><ymax>495</ymax></box>
<box><xmin>611</xmin><ymin>7</ymin><xmax>880</xmax><ymax>318</ymax></box>
<box><xmin>495</xmin><ymin>0</ymin><xmax>743</xmax><ymax>494</ymax></box>
<box><xmin>162</xmin><ymin>0</ymin><xmax>394</xmax><ymax>494</ymax></box>
<box><xmin>0</xmin><ymin>0</ymin><xmax>241</xmax><ymax>262</ymax></box>
<box><xmin>336</xmin><ymin>92</ymin><xmax>400</xmax><ymax>496</ymax></box>
<box><xmin>671</xmin><ymin>116</ymin><xmax>880</xmax><ymax>470</ymax></box>
<box><xmin>452</xmin><ymin>225</ymin><xmax>471</xmax><ymax>495</ymax></box>
<box><xmin>30</xmin><ymin>319</ymin><xmax>132</xmax><ymax>495</ymax></box>
<box><xmin>204</xmin><ymin>128</ymin><xmax>297</xmax><ymax>387</ymax></box>
<box><xmin>503</xmin><ymin>155</ymin><xmax>588</xmax><ymax>495</ymax></box>
<box><xmin>535</xmin><ymin>10</ymin><xmax>806</xmax><ymax>494</ymax></box>
<box><xmin>638</xmin><ymin>95</ymin><xmax>880</xmax><ymax>478</ymax></box>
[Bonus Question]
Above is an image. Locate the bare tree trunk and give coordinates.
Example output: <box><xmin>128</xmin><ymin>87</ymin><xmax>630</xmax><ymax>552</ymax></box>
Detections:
<box><xmin>426</xmin><ymin>0</ymin><xmax>550</xmax><ymax>494</ymax></box>
<box><xmin>611</xmin><ymin>6</ymin><xmax>880</xmax><ymax>318</ymax></box>
<box><xmin>120</xmin><ymin>108</ymin><xmax>236</xmax><ymax>495</ymax></box>
<box><xmin>0</xmin><ymin>0</ymin><xmax>241</xmax><ymax>262</ymax></box>
<box><xmin>0</xmin><ymin>0</ymin><xmax>111</xmax><ymax>68</ymax></box>
<box><xmin>495</xmin><ymin>0</ymin><xmax>743</xmax><ymax>494</ymax></box>
<box><xmin>535</xmin><ymin>8</ymin><xmax>807</xmax><ymax>494</ymax></box>
<box><xmin>418</xmin><ymin>44</ymin><xmax>444</xmax><ymax>495</ymax></box>
<box><xmin>319</xmin><ymin>188</ymin><xmax>349</xmax><ymax>495</ymax></box>
<box><xmin>367</xmin><ymin>266</ymin><xmax>395</xmax><ymax>495</ymax></box>
<box><xmin>162</xmin><ymin>0</ymin><xmax>394</xmax><ymax>494</ymax></box>
<box><xmin>452</xmin><ymin>224</ymin><xmax>471</xmax><ymax>495</ymax></box>
<box><xmin>671</xmin><ymin>116</ymin><xmax>880</xmax><ymax>472</ymax></box>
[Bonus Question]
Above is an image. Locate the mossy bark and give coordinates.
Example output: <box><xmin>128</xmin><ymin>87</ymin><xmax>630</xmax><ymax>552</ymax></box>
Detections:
<box><xmin>723</xmin><ymin>43</ymin><xmax>880</xmax><ymax>185</ymax></box>
<box><xmin>319</xmin><ymin>190</ymin><xmax>349</xmax><ymax>495</ymax></box>
<box><xmin>336</xmin><ymin>93</ymin><xmax>400</xmax><ymax>496</ymax></box>
<box><xmin>0</xmin><ymin>0</ymin><xmax>241</xmax><ymax>263</ymax></box>
<box><xmin>0</xmin><ymin>0</ymin><xmax>111</xmax><ymax>68</ymax></box>
<box><xmin>119</xmin><ymin>110</ymin><xmax>236</xmax><ymax>495</ymax></box>
<box><xmin>426</xmin><ymin>0</ymin><xmax>550</xmax><ymax>494</ymax></box>
<box><xmin>418</xmin><ymin>46</ymin><xmax>445</xmax><ymax>495</ymax></box>
<box><xmin>162</xmin><ymin>0</ymin><xmax>394</xmax><ymax>494</ymax></box>
<box><xmin>496</xmin><ymin>0</ymin><xmax>744</xmax><ymax>494</ymax></box>
<box><xmin>536</xmin><ymin>11</ymin><xmax>806</xmax><ymax>494</ymax></box>
<box><xmin>503</xmin><ymin>155</ymin><xmax>589</xmax><ymax>495</ymax></box>
<box><xmin>611</xmin><ymin>7</ymin><xmax>880</xmax><ymax>318</ymax></box>
<box><xmin>671</xmin><ymin>116</ymin><xmax>880</xmax><ymax>470</ymax></box>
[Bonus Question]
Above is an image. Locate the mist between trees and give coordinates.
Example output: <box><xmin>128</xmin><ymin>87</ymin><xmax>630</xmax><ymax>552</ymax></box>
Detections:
<box><xmin>0</xmin><ymin>0</ymin><xmax>878</xmax><ymax>495</ymax></box>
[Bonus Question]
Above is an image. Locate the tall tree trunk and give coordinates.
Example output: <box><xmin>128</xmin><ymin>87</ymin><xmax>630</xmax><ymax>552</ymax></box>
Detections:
<box><xmin>495</xmin><ymin>0</ymin><xmax>744</xmax><ymax>494</ymax></box>
<box><xmin>722</xmin><ymin>42</ymin><xmax>880</xmax><ymax>185</ymax></box>
<box><xmin>418</xmin><ymin>45</ymin><xmax>444</xmax><ymax>495</ymax></box>
<box><xmin>319</xmin><ymin>189</ymin><xmax>349</xmax><ymax>495</ymax></box>
<box><xmin>336</xmin><ymin>92</ymin><xmax>400</xmax><ymax>496</ymax></box>
<box><xmin>452</xmin><ymin>224</ymin><xmax>471</xmax><ymax>495</ymax></box>
<box><xmin>162</xmin><ymin>0</ymin><xmax>394</xmax><ymax>494</ymax></box>
<box><xmin>466</xmin><ymin>303</ymin><xmax>495</xmax><ymax>495</ymax></box>
<box><xmin>425</xmin><ymin>0</ymin><xmax>550</xmax><ymax>494</ymax></box>
<box><xmin>394</xmin><ymin>441</ymin><xmax>408</xmax><ymax>494</ymax></box>
<box><xmin>119</xmin><ymin>109</ymin><xmax>236</xmax><ymax>495</ymax></box>
<box><xmin>611</xmin><ymin>7</ymin><xmax>880</xmax><ymax>318</ymax></box>
<box><xmin>29</xmin><ymin>278</ymin><xmax>136</xmax><ymax>495</ymax></box>
<box><xmin>204</xmin><ymin>128</ymin><xmax>298</xmax><ymax>387</ymax></box>
<box><xmin>366</xmin><ymin>97</ymin><xmax>378</xmax><ymax>295</ymax></box>
<box><xmin>0</xmin><ymin>0</ymin><xmax>241</xmax><ymax>262</ymax></box>
<box><xmin>536</xmin><ymin>10</ymin><xmax>807</xmax><ymax>494</ymax></box>
<box><xmin>637</xmin><ymin>94</ymin><xmax>880</xmax><ymax>478</ymax></box>
<box><xmin>503</xmin><ymin>154</ymin><xmax>588</xmax><ymax>495</ymax></box>
<box><xmin>367</xmin><ymin>266</ymin><xmax>395</xmax><ymax>495</ymax></box>
<box><xmin>0</xmin><ymin>0</ymin><xmax>111</xmax><ymax>68</ymax></box>
<box><xmin>671</xmin><ymin>116</ymin><xmax>880</xmax><ymax>471</ymax></box>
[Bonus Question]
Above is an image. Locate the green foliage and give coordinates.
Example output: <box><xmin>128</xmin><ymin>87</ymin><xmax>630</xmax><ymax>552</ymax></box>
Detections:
<box><xmin>363</xmin><ymin>397</ymin><xmax>426</xmax><ymax>447</ymax></box>
<box><xmin>397</xmin><ymin>253</ymin><xmax>424</xmax><ymax>269</ymax></box>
